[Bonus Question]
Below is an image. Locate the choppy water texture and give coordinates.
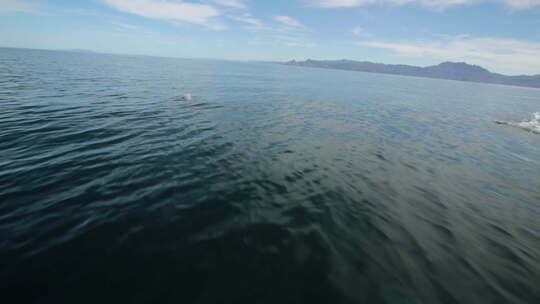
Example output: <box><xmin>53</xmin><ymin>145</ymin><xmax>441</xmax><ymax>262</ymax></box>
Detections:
<box><xmin>1</xmin><ymin>48</ymin><xmax>539</xmax><ymax>304</ymax></box>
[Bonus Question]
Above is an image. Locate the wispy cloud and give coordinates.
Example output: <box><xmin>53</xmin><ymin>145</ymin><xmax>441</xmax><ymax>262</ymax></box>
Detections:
<box><xmin>232</xmin><ymin>14</ymin><xmax>310</xmax><ymax>33</ymax></box>
<box><xmin>274</xmin><ymin>16</ymin><xmax>306</xmax><ymax>29</ymax></box>
<box><xmin>357</xmin><ymin>36</ymin><xmax>540</xmax><ymax>74</ymax></box>
<box><xmin>62</xmin><ymin>8</ymin><xmax>101</xmax><ymax>16</ymax></box>
<box><xmin>248</xmin><ymin>35</ymin><xmax>317</xmax><ymax>48</ymax></box>
<box><xmin>0</xmin><ymin>0</ymin><xmax>39</xmax><ymax>14</ymax></box>
<box><xmin>352</xmin><ymin>26</ymin><xmax>371</xmax><ymax>37</ymax></box>
<box><xmin>101</xmin><ymin>0</ymin><xmax>223</xmax><ymax>29</ymax></box>
<box><xmin>310</xmin><ymin>0</ymin><xmax>540</xmax><ymax>10</ymax></box>
<box><xmin>230</xmin><ymin>14</ymin><xmax>270</xmax><ymax>31</ymax></box>
<box><xmin>275</xmin><ymin>35</ymin><xmax>317</xmax><ymax>47</ymax></box>
<box><xmin>111</xmin><ymin>21</ymin><xmax>140</xmax><ymax>31</ymax></box>
<box><xmin>213</xmin><ymin>0</ymin><xmax>247</xmax><ymax>9</ymax></box>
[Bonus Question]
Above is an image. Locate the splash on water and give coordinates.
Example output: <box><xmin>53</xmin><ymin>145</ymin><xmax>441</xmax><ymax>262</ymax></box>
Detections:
<box><xmin>175</xmin><ymin>94</ymin><xmax>193</xmax><ymax>102</ymax></box>
<box><xmin>495</xmin><ymin>112</ymin><xmax>540</xmax><ymax>134</ymax></box>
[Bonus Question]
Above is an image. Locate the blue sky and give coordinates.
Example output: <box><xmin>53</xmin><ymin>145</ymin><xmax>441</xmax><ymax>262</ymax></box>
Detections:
<box><xmin>1</xmin><ymin>0</ymin><xmax>540</xmax><ymax>75</ymax></box>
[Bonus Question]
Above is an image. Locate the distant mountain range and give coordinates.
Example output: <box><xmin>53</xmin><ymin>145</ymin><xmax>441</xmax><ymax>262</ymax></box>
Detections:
<box><xmin>284</xmin><ymin>59</ymin><xmax>540</xmax><ymax>89</ymax></box>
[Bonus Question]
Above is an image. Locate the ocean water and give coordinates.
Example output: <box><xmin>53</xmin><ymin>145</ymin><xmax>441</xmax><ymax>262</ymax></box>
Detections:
<box><xmin>0</xmin><ymin>47</ymin><xmax>539</xmax><ymax>303</ymax></box>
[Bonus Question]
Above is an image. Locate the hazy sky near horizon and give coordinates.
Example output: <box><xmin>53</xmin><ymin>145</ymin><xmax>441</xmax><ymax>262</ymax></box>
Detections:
<box><xmin>1</xmin><ymin>0</ymin><xmax>539</xmax><ymax>75</ymax></box>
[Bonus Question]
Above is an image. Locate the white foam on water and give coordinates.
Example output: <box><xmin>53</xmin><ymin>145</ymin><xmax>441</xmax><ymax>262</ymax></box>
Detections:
<box><xmin>175</xmin><ymin>94</ymin><xmax>193</xmax><ymax>102</ymax></box>
<box><xmin>496</xmin><ymin>112</ymin><xmax>540</xmax><ymax>134</ymax></box>
<box><xmin>513</xmin><ymin>112</ymin><xmax>540</xmax><ymax>134</ymax></box>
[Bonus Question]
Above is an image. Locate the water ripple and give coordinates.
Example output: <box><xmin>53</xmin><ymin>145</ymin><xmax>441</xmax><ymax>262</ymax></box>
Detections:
<box><xmin>1</xmin><ymin>48</ymin><xmax>539</xmax><ymax>304</ymax></box>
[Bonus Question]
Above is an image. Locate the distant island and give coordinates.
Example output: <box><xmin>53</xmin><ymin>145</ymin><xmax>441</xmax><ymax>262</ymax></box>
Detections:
<box><xmin>284</xmin><ymin>59</ymin><xmax>540</xmax><ymax>89</ymax></box>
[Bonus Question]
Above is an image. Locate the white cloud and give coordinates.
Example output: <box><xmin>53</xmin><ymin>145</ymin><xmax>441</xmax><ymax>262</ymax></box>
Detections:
<box><xmin>248</xmin><ymin>35</ymin><xmax>317</xmax><ymax>48</ymax></box>
<box><xmin>230</xmin><ymin>14</ymin><xmax>270</xmax><ymax>31</ymax></box>
<box><xmin>62</xmin><ymin>8</ymin><xmax>100</xmax><ymax>16</ymax></box>
<box><xmin>112</xmin><ymin>22</ymin><xmax>140</xmax><ymax>30</ymax></box>
<box><xmin>231</xmin><ymin>16</ymin><xmax>262</xmax><ymax>26</ymax></box>
<box><xmin>232</xmin><ymin>14</ymin><xmax>309</xmax><ymax>32</ymax></box>
<box><xmin>276</xmin><ymin>35</ymin><xmax>317</xmax><ymax>47</ymax></box>
<box><xmin>274</xmin><ymin>15</ymin><xmax>306</xmax><ymax>28</ymax></box>
<box><xmin>310</xmin><ymin>0</ymin><xmax>540</xmax><ymax>10</ymax></box>
<box><xmin>352</xmin><ymin>26</ymin><xmax>371</xmax><ymax>36</ymax></box>
<box><xmin>213</xmin><ymin>0</ymin><xmax>247</xmax><ymax>9</ymax></box>
<box><xmin>0</xmin><ymin>0</ymin><xmax>38</xmax><ymax>14</ymax></box>
<box><xmin>352</xmin><ymin>26</ymin><xmax>365</xmax><ymax>35</ymax></box>
<box><xmin>357</xmin><ymin>36</ymin><xmax>540</xmax><ymax>74</ymax></box>
<box><xmin>101</xmin><ymin>0</ymin><xmax>222</xmax><ymax>29</ymax></box>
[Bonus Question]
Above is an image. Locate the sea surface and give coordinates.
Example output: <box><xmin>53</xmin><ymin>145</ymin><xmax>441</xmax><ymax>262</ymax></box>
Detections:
<box><xmin>1</xmin><ymin>47</ymin><xmax>539</xmax><ymax>304</ymax></box>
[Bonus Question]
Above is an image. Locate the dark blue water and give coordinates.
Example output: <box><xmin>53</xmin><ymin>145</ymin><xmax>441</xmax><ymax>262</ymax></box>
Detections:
<box><xmin>1</xmin><ymin>47</ymin><xmax>539</xmax><ymax>303</ymax></box>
